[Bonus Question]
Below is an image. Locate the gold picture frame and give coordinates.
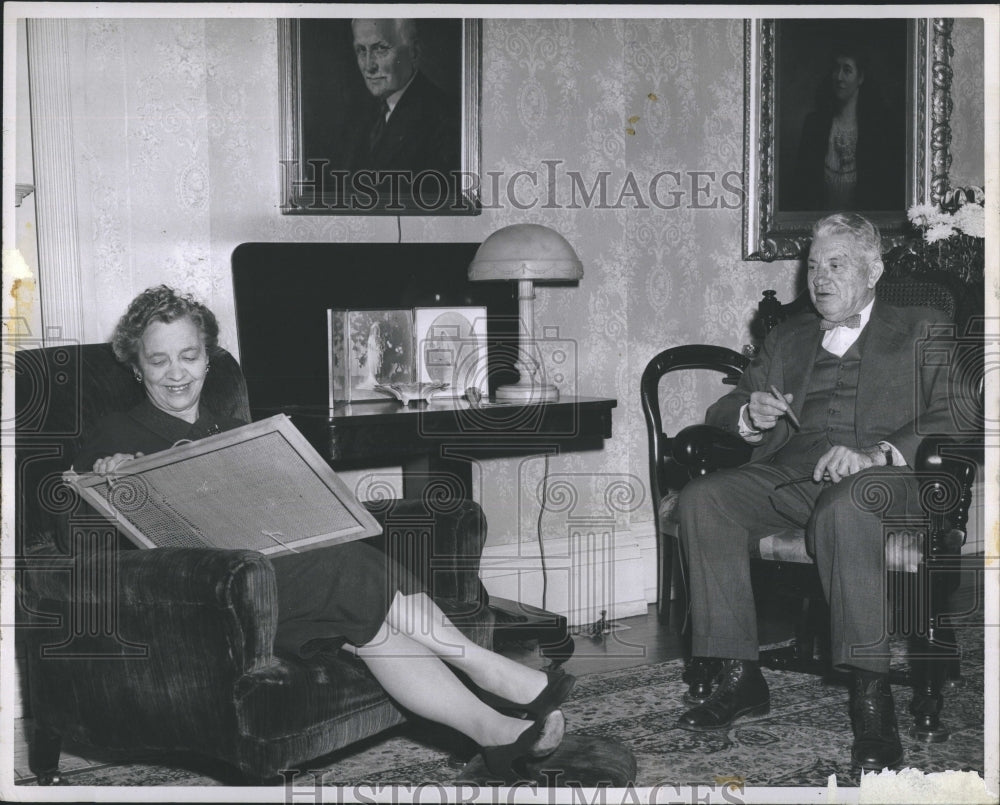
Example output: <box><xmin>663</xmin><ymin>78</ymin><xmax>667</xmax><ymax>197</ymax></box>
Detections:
<box><xmin>742</xmin><ymin>18</ymin><xmax>953</xmax><ymax>260</ymax></box>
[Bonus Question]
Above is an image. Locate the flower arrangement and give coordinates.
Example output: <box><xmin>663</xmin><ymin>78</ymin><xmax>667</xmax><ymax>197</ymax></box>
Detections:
<box><xmin>886</xmin><ymin>186</ymin><xmax>986</xmax><ymax>283</ymax></box>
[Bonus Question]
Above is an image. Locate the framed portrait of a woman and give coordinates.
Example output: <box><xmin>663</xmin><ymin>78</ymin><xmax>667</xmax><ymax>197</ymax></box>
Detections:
<box><xmin>279</xmin><ymin>18</ymin><xmax>481</xmax><ymax>215</ymax></box>
<box><xmin>743</xmin><ymin>18</ymin><xmax>953</xmax><ymax>260</ymax></box>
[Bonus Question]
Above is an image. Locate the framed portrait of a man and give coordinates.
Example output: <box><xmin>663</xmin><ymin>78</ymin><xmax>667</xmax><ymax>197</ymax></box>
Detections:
<box><xmin>743</xmin><ymin>18</ymin><xmax>953</xmax><ymax>260</ymax></box>
<box><xmin>280</xmin><ymin>18</ymin><xmax>481</xmax><ymax>215</ymax></box>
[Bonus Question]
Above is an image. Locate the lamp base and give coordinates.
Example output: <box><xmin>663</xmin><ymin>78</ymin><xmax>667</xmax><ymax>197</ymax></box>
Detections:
<box><xmin>494</xmin><ymin>380</ymin><xmax>560</xmax><ymax>404</ymax></box>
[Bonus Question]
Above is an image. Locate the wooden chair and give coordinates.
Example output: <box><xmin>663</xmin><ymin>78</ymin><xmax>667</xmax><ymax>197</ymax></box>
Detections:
<box><xmin>640</xmin><ymin>270</ymin><xmax>983</xmax><ymax>739</ymax></box>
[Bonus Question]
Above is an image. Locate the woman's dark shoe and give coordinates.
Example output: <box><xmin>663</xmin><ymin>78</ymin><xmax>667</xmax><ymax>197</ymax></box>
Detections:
<box><xmin>481</xmin><ymin>710</ymin><xmax>565</xmax><ymax>784</ymax></box>
<box><xmin>850</xmin><ymin>674</ymin><xmax>903</xmax><ymax>771</ymax></box>
<box><xmin>479</xmin><ymin>669</ymin><xmax>577</xmax><ymax>719</ymax></box>
<box><xmin>676</xmin><ymin>659</ymin><xmax>770</xmax><ymax>731</ymax></box>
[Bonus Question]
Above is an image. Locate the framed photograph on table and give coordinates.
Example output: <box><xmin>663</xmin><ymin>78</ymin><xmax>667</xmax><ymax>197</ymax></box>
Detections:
<box><xmin>742</xmin><ymin>18</ymin><xmax>953</xmax><ymax>260</ymax></box>
<box><xmin>329</xmin><ymin>309</ymin><xmax>415</xmax><ymax>403</ymax></box>
<box><xmin>279</xmin><ymin>18</ymin><xmax>481</xmax><ymax>215</ymax></box>
<box><xmin>414</xmin><ymin>306</ymin><xmax>489</xmax><ymax>399</ymax></box>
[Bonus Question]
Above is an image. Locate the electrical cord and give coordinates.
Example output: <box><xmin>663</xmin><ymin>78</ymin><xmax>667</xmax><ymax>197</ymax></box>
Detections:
<box><xmin>536</xmin><ymin>452</ymin><xmax>551</xmax><ymax>611</ymax></box>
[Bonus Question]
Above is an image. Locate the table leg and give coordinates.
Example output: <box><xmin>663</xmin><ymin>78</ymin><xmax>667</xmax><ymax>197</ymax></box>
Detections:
<box><xmin>401</xmin><ymin>452</ymin><xmax>474</xmax><ymax>502</ymax></box>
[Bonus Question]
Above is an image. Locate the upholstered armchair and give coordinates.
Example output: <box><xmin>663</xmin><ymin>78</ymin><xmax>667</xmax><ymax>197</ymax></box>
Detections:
<box><xmin>14</xmin><ymin>343</ymin><xmax>494</xmax><ymax>784</ymax></box>
<box><xmin>640</xmin><ymin>269</ymin><xmax>983</xmax><ymax>739</ymax></box>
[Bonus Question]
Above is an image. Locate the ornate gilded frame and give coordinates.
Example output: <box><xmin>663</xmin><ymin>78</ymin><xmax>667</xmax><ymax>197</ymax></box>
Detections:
<box><xmin>279</xmin><ymin>18</ymin><xmax>482</xmax><ymax>215</ymax></box>
<box><xmin>742</xmin><ymin>18</ymin><xmax>953</xmax><ymax>260</ymax></box>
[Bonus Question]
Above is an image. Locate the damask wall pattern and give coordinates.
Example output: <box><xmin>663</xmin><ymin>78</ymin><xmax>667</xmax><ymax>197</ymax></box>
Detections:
<box><xmin>53</xmin><ymin>16</ymin><xmax>985</xmax><ymax>552</ymax></box>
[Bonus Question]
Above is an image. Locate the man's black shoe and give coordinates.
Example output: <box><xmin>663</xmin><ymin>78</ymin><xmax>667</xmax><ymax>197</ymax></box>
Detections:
<box><xmin>676</xmin><ymin>659</ymin><xmax>770</xmax><ymax>731</ymax></box>
<box><xmin>850</xmin><ymin>674</ymin><xmax>903</xmax><ymax>771</ymax></box>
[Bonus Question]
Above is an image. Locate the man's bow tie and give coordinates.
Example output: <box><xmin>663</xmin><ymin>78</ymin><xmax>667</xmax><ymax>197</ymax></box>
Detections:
<box><xmin>820</xmin><ymin>314</ymin><xmax>862</xmax><ymax>331</ymax></box>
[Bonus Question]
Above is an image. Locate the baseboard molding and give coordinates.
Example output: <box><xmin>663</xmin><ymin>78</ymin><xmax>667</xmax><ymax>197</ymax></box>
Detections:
<box><xmin>480</xmin><ymin>522</ymin><xmax>659</xmax><ymax>628</ymax></box>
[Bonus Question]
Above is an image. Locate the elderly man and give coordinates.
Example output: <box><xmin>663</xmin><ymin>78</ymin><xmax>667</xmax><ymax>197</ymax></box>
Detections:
<box><xmin>675</xmin><ymin>212</ymin><xmax>955</xmax><ymax>771</ymax></box>
<box><xmin>347</xmin><ymin>19</ymin><xmax>460</xmax><ymax>190</ymax></box>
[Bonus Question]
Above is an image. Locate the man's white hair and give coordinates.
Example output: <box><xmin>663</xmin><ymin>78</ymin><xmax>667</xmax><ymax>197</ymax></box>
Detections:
<box><xmin>811</xmin><ymin>212</ymin><xmax>883</xmax><ymax>268</ymax></box>
<box><xmin>351</xmin><ymin>19</ymin><xmax>419</xmax><ymax>48</ymax></box>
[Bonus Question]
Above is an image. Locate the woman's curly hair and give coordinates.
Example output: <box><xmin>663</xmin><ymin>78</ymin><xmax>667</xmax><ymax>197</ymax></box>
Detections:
<box><xmin>111</xmin><ymin>285</ymin><xmax>219</xmax><ymax>366</ymax></box>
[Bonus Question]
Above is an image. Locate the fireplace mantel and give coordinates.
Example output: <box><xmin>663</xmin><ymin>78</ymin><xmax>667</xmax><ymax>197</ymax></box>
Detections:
<box><xmin>232</xmin><ymin>242</ymin><xmax>520</xmax><ymax>413</ymax></box>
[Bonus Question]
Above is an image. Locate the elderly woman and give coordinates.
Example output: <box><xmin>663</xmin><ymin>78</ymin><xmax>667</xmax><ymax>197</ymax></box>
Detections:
<box><xmin>73</xmin><ymin>285</ymin><xmax>573</xmax><ymax>783</ymax></box>
<box><xmin>789</xmin><ymin>41</ymin><xmax>904</xmax><ymax>212</ymax></box>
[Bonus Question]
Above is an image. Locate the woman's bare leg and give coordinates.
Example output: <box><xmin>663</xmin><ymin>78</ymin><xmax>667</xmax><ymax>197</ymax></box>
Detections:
<box><xmin>353</xmin><ymin>622</ymin><xmax>562</xmax><ymax>751</ymax></box>
<box><xmin>365</xmin><ymin>591</ymin><xmax>551</xmax><ymax>705</ymax></box>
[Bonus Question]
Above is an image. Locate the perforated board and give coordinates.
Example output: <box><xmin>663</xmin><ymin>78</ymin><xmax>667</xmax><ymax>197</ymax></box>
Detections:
<box><xmin>68</xmin><ymin>415</ymin><xmax>382</xmax><ymax>555</ymax></box>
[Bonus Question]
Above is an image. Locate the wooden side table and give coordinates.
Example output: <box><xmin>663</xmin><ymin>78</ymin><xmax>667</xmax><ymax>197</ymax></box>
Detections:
<box><xmin>262</xmin><ymin>396</ymin><xmax>617</xmax><ymax>501</ymax></box>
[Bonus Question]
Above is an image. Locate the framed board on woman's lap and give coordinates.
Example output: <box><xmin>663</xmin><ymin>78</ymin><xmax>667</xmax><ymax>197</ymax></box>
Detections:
<box><xmin>64</xmin><ymin>415</ymin><xmax>382</xmax><ymax>556</ymax></box>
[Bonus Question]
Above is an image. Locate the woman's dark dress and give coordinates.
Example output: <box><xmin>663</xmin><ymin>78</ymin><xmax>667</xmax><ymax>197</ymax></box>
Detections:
<box><xmin>789</xmin><ymin>105</ymin><xmax>905</xmax><ymax>212</ymax></box>
<box><xmin>73</xmin><ymin>399</ymin><xmax>422</xmax><ymax>659</ymax></box>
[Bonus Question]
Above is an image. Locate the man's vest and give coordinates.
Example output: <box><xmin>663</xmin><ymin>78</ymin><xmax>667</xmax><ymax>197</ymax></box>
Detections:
<box><xmin>774</xmin><ymin>328</ymin><xmax>870</xmax><ymax>466</ymax></box>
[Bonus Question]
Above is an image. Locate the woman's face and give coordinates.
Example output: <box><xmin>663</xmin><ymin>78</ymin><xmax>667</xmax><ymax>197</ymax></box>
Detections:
<box><xmin>136</xmin><ymin>316</ymin><xmax>208</xmax><ymax>423</ymax></box>
<box><xmin>831</xmin><ymin>56</ymin><xmax>864</xmax><ymax>103</ymax></box>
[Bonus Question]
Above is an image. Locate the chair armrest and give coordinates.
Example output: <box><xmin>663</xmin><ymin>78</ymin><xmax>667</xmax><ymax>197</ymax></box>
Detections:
<box><xmin>671</xmin><ymin>424</ymin><xmax>753</xmax><ymax>476</ymax></box>
<box><xmin>21</xmin><ymin>547</ymin><xmax>280</xmax><ymax>760</ymax></box>
<box><xmin>21</xmin><ymin>547</ymin><xmax>278</xmax><ymax>676</ymax></box>
<box><xmin>362</xmin><ymin>497</ymin><xmax>487</xmax><ymax>605</ymax></box>
<box><xmin>914</xmin><ymin>433</ymin><xmax>984</xmax><ymax>476</ymax></box>
<box><xmin>913</xmin><ymin>434</ymin><xmax>982</xmax><ymax>554</ymax></box>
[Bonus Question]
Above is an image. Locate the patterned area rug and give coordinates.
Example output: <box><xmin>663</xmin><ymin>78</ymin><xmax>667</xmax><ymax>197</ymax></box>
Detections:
<box><xmin>17</xmin><ymin>629</ymin><xmax>986</xmax><ymax>791</ymax></box>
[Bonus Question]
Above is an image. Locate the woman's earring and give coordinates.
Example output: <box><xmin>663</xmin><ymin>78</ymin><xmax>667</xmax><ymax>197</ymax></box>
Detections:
<box><xmin>134</xmin><ymin>371</ymin><xmax>143</xmax><ymax>383</ymax></box>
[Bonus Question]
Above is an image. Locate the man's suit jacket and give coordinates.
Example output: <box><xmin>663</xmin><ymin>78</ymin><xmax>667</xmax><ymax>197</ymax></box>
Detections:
<box><xmin>706</xmin><ymin>299</ymin><xmax>958</xmax><ymax>467</ymax></box>
<box><xmin>348</xmin><ymin>71</ymin><xmax>460</xmax><ymax>178</ymax></box>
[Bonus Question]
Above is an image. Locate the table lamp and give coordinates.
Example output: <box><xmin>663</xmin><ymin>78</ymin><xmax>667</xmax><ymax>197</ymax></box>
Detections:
<box><xmin>468</xmin><ymin>223</ymin><xmax>583</xmax><ymax>402</ymax></box>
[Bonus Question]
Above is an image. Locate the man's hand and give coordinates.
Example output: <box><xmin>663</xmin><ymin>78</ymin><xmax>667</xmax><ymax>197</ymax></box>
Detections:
<box><xmin>813</xmin><ymin>445</ymin><xmax>884</xmax><ymax>484</ymax></box>
<box><xmin>92</xmin><ymin>453</ymin><xmax>144</xmax><ymax>476</ymax></box>
<box><xmin>746</xmin><ymin>390</ymin><xmax>794</xmax><ymax>432</ymax></box>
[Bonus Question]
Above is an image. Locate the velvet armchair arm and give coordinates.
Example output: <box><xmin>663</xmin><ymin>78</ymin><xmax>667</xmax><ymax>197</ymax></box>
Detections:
<box><xmin>362</xmin><ymin>497</ymin><xmax>489</xmax><ymax>606</ymax></box>
<box><xmin>22</xmin><ymin>547</ymin><xmax>279</xmax><ymax>768</ymax></box>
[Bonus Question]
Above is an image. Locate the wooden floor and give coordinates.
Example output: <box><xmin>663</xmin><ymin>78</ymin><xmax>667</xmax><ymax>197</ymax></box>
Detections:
<box><xmin>497</xmin><ymin>603</ymin><xmax>686</xmax><ymax>676</ymax></box>
<box><xmin>496</xmin><ymin>600</ymin><xmax>825</xmax><ymax>676</ymax></box>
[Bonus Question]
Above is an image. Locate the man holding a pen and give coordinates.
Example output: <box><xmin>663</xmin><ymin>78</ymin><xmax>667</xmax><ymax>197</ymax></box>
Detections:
<box><xmin>674</xmin><ymin>212</ymin><xmax>956</xmax><ymax>771</ymax></box>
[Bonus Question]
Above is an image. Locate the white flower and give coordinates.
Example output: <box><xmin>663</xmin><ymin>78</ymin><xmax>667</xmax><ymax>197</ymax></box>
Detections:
<box><xmin>907</xmin><ymin>203</ymin><xmax>938</xmax><ymax>228</ymax></box>
<box><xmin>930</xmin><ymin>209</ymin><xmax>956</xmax><ymax>228</ymax></box>
<box><xmin>953</xmin><ymin>203</ymin><xmax>985</xmax><ymax>238</ymax></box>
<box><xmin>924</xmin><ymin>222</ymin><xmax>956</xmax><ymax>244</ymax></box>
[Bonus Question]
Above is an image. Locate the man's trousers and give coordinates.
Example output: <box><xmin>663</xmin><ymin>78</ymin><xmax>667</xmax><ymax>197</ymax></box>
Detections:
<box><xmin>677</xmin><ymin>463</ymin><xmax>921</xmax><ymax>674</ymax></box>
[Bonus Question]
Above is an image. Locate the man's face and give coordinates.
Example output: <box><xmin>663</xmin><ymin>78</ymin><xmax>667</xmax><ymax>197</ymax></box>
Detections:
<box><xmin>831</xmin><ymin>56</ymin><xmax>864</xmax><ymax>103</ymax></box>
<box><xmin>352</xmin><ymin>20</ymin><xmax>418</xmax><ymax>101</ymax></box>
<box><xmin>807</xmin><ymin>233</ymin><xmax>882</xmax><ymax>322</ymax></box>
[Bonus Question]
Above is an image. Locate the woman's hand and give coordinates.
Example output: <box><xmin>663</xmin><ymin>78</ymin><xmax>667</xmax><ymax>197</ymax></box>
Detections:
<box><xmin>92</xmin><ymin>453</ymin><xmax>144</xmax><ymax>476</ymax></box>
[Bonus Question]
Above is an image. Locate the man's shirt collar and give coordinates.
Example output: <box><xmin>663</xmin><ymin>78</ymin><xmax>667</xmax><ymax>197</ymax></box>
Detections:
<box><xmin>384</xmin><ymin>70</ymin><xmax>418</xmax><ymax>118</ymax></box>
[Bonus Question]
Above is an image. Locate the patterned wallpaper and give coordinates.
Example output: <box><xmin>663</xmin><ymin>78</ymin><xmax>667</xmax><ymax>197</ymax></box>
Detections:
<box><xmin>46</xmin><ymin>16</ymin><xmax>985</xmax><ymax>546</ymax></box>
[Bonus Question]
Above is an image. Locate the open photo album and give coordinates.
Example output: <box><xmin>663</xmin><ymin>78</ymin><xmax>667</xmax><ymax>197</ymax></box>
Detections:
<box><xmin>63</xmin><ymin>415</ymin><xmax>382</xmax><ymax>556</ymax></box>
